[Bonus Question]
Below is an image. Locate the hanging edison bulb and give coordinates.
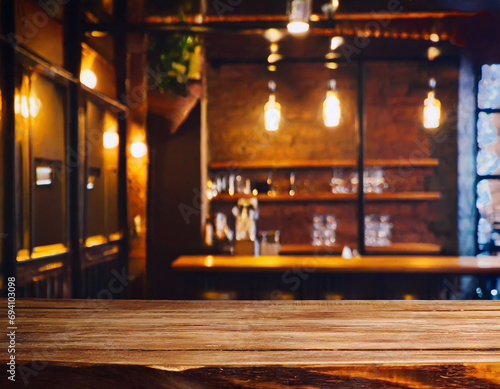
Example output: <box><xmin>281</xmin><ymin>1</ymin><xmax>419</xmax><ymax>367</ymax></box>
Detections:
<box><xmin>265</xmin><ymin>81</ymin><xmax>281</xmax><ymax>132</ymax></box>
<box><xmin>423</xmin><ymin>78</ymin><xmax>441</xmax><ymax>129</ymax></box>
<box><xmin>323</xmin><ymin>79</ymin><xmax>340</xmax><ymax>127</ymax></box>
<box><xmin>287</xmin><ymin>0</ymin><xmax>312</xmax><ymax>34</ymax></box>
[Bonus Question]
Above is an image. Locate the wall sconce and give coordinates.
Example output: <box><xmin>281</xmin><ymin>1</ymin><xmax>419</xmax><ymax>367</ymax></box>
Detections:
<box><xmin>264</xmin><ymin>81</ymin><xmax>281</xmax><ymax>132</ymax></box>
<box><xmin>80</xmin><ymin>69</ymin><xmax>97</xmax><ymax>89</ymax></box>
<box><xmin>287</xmin><ymin>0</ymin><xmax>312</xmax><ymax>34</ymax></box>
<box><xmin>36</xmin><ymin>166</ymin><xmax>53</xmax><ymax>186</ymax></box>
<box><xmin>15</xmin><ymin>94</ymin><xmax>41</xmax><ymax>118</ymax></box>
<box><xmin>103</xmin><ymin>131</ymin><xmax>119</xmax><ymax>149</ymax></box>
<box><xmin>131</xmin><ymin>141</ymin><xmax>148</xmax><ymax>158</ymax></box>
<box><xmin>323</xmin><ymin>79</ymin><xmax>341</xmax><ymax>127</ymax></box>
<box><xmin>423</xmin><ymin>78</ymin><xmax>441</xmax><ymax>129</ymax></box>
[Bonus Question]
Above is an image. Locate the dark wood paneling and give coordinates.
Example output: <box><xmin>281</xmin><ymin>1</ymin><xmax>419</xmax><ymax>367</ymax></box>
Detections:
<box><xmin>147</xmin><ymin>102</ymin><xmax>205</xmax><ymax>298</ymax></box>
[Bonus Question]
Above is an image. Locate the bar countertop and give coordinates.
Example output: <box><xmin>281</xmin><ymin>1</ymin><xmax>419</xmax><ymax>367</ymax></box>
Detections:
<box><xmin>1</xmin><ymin>299</ymin><xmax>500</xmax><ymax>388</ymax></box>
<box><xmin>172</xmin><ymin>254</ymin><xmax>500</xmax><ymax>273</ymax></box>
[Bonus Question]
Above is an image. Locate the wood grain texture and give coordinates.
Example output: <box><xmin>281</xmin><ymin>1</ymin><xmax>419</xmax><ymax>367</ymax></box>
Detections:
<box><xmin>172</xmin><ymin>255</ymin><xmax>500</xmax><ymax>273</ymax></box>
<box><xmin>1</xmin><ymin>299</ymin><xmax>500</xmax><ymax>387</ymax></box>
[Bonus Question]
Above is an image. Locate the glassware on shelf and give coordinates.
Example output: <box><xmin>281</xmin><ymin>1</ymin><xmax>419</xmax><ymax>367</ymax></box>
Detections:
<box><xmin>289</xmin><ymin>172</ymin><xmax>296</xmax><ymax>196</ymax></box>
<box><xmin>330</xmin><ymin>168</ymin><xmax>348</xmax><ymax>194</ymax></box>
<box><xmin>311</xmin><ymin>213</ymin><xmax>337</xmax><ymax>246</ymax></box>
<box><xmin>232</xmin><ymin>198</ymin><xmax>259</xmax><ymax>241</ymax></box>
<box><xmin>244</xmin><ymin>179</ymin><xmax>252</xmax><ymax>195</ymax></box>
<box><xmin>364</xmin><ymin>214</ymin><xmax>378</xmax><ymax>246</ymax></box>
<box><xmin>378</xmin><ymin>214</ymin><xmax>393</xmax><ymax>246</ymax></box>
<box><xmin>350</xmin><ymin>168</ymin><xmax>388</xmax><ymax>194</ymax></box>
<box><xmin>235</xmin><ymin>175</ymin><xmax>244</xmax><ymax>194</ymax></box>
<box><xmin>350</xmin><ymin>173</ymin><xmax>359</xmax><ymax>193</ymax></box>
<box><xmin>365</xmin><ymin>213</ymin><xmax>393</xmax><ymax>247</ymax></box>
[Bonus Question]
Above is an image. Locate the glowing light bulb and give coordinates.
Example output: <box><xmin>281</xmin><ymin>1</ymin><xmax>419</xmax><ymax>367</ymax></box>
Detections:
<box><xmin>287</xmin><ymin>0</ymin><xmax>312</xmax><ymax>34</ymax></box>
<box><xmin>103</xmin><ymin>131</ymin><xmax>119</xmax><ymax>149</ymax></box>
<box><xmin>15</xmin><ymin>95</ymin><xmax>29</xmax><ymax>118</ymax></box>
<box><xmin>323</xmin><ymin>80</ymin><xmax>340</xmax><ymax>127</ymax></box>
<box><xmin>423</xmin><ymin>90</ymin><xmax>441</xmax><ymax>129</ymax></box>
<box><xmin>430</xmin><ymin>33</ymin><xmax>439</xmax><ymax>42</ymax></box>
<box><xmin>265</xmin><ymin>94</ymin><xmax>281</xmax><ymax>132</ymax></box>
<box><xmin>330</xmin><ymin>36</ymin><xmax>344</xmax><ymax>51</ymax></box>
<box><xmin>427</xmin><ymin>46</ymin><xmax>441</xmax><ymax>61</ymax></box>
<box><xmin>130</xmin><ymin>141</ymin><xmax>147</xmax><ymax>158</ymax></box>
<box><xmin>29</xmin><ymin>96</ymin><xmax>41</xmax><ymax>118</ymax></box>
<box><xmin>287</xmin><ymin>21</ymin><xmax>309</xmax><ymax>34</ymax></box>
<box><xmin>80</xmin><ymin>69</ymin><xmax>97</xmax><ymax>89</ymax></box>
<box><xmin>264</xmin><ymin>28</ymin><xmax>283</xmax><ymax>43</ymax></box>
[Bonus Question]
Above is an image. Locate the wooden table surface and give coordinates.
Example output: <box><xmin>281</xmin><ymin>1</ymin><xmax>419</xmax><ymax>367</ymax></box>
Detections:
<box><xmin>172</xmin><ymin>254</ymin><xmax>500</xmax><ymax>274</ymax></box>
<box><xmin>1</xmin><ymin>299</ymin><xmax>500</xmax><ymax>388</ymax></box>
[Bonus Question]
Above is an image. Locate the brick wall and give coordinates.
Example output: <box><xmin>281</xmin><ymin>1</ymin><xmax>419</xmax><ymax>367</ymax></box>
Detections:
<box><xmin>207</xmin><ymin>60</ymin><xmax>459</xmax><ymax>252</ymax></box>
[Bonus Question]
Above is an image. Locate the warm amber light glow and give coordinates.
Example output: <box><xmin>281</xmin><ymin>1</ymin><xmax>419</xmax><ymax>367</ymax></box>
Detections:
<box><xmin>287</xmin><ymin>21</ymin><xmax>309</xmax><ymax>34</ymax></box>
<box><xmin>16</xmin><ymin>95</ymin><xmax>29</xmax><ymax>118</ymax></box>
<box><xmin>264</xmin><ymin>94</ymin><xmax>281</xmax><ymax>132</ymax></box>
<box><xmin>423</xmin><ymin>90</ymin><xmax>441</xmax><ymax>129</ymax></box>
<box><xmin>263</xmin><ymin>28</ymin><xmax>283</xmax><ymax>43</ymax></box>
<box><xmin>103</xmin><ymin>131</ymin><xmax>119</xmax><ymax>149</ymax></box>
<box><xmin>427</xmin><ymin>46</ymin><xmax>441</xmax><ymax>61</ymax></box>
<box><xmin>330</xmin><ymin>36</ymin><xmax>344</xmax><ymax>50</ymax></box>
<box><xmin>80</xmin><ymin>69</ymin><xmax>97</xmax><ymax>89</ymax></box>
<box><xmin>323</xmin><ymin>90</ymin><xmax>341</xmax><ymax>127</ymax></box>
<box><xmin>131</xmin><ymin>141</ymin><xmax>148</xmax><ymax>158</ymax></box>
<box><xmin>430</xmin><ymin>33</ymin><xmax>439</xmax><ymax>42</ymax></box>
<box><xmin>324</xmin><ymin>62</ymin><xmax>339</xmax><ymax>70</ymax></box>
<box><xmin>29</xmin><ymin>96</ymin><xmax>41</xmax><ymax>118</ymax></box>
<box><xmin>15</xmin><ymin>94</ymin><xmax>41</xmax><ymax>118</ymax></box>
<box><xmin>267</xmin><ymin>53</ymin><xmax>283</xmax><ymax>64</ymax></box>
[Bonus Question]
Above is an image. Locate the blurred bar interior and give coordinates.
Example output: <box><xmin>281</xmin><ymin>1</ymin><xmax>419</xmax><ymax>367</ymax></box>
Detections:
<box><xmin>1</xmin><ymin>0</ymin><xmax>500</xmax><ymax>300</ymax></box>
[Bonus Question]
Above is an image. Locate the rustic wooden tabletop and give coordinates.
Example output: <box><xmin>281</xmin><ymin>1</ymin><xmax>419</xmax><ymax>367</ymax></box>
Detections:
<box><xmin>1</xmin><ymin>299</ymin><xmax>500</xmax><ymax>388</ymax></box>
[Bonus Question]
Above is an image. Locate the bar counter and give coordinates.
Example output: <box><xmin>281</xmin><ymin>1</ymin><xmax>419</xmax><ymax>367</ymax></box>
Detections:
<box><xmin>1</xmin><ymin>299</ymin><xmax>500</xmax><ymax>387</ymax></box>
<box><xmin>172</xmin><ymin>255</ymin><xmax>500</xmax><ymax>273</ymax></box>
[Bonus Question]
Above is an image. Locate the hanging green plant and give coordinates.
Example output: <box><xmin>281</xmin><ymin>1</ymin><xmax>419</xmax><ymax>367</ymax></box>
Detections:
<box><xmin>148</xmin><ymin>32</ymin><xmax>202</xmax><ymax>97</ymax></box>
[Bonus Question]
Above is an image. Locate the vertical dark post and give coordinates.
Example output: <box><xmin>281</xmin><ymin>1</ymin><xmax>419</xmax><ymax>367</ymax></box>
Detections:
<box><xmin>1</xmin><ymin>0</ymin><xmax>18</xmax><ymax>294</ymax></box>
<box><xmin>357</xmin><ymin>60</ymin><xmax>366</xmax><ymax>255</ymax></box>
<box><xmin>64</xmin><ymin>1</ymin><xmax>83</xmax><ymax>298</ymax></box>
<box><xmin>114</xmin><ymin>1</ymin><xmax>130</xmax><ymax>286</ymax></box>
<box><xmin>473</xmin><ymin>64</ymin><xmax>481</xmax><ymax>256</ymax></box>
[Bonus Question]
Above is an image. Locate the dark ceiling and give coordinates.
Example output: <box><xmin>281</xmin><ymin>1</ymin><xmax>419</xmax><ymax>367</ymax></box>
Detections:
<box><xmin>141</xmin><ymin>0</ymin><xmax>500</xmax><ymax>63</ymax></box>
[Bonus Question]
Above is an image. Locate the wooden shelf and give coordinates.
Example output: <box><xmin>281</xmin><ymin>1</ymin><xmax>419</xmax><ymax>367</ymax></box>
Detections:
<box><xmin>366</xmin><ymin>243</ymin><xmax>442</xmax><ymax>254</ymax></box>
<box><xmin>280</xmin><ymin>243</ymin><xmax>441</xmax><ymax>255</ymax></box>
<box><xmin>279</xmin><ymin>244</ymin><xmax>346</xmax><ymax>254</ymax></box>
<box><xmin>365</xmin><ymin>192</ymin><xmax>441</xmax><ymax>201</ymax></box>
<box><xmin>210</xmin><ymin>192</ymin><xmax>440</xmax><ymax>203</ymax></box>
<box><xmin>209</xmin><ymin>158</ymin><xmax>439</xmax><ymax>170</ymax></box>
<box><xmin>211</xmin><ymin>193</ymin><xmax>357</xmax><ymax>202</ymax></box>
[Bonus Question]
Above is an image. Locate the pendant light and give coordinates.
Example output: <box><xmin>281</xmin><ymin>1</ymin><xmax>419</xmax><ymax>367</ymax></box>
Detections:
<box><xmin>287</xmin><ymin>0</ymin><xmax>312</xmax><ymax>34</ymax></box>
<box><xmin>264</xmin><ymin>81</ymin><xmax>281</xmax><ymax>132</ymax></box>
<box><xmin>423</xmin><ymin>78</ymin><xmax>441</xmax><ymax>129</ymax></box>
<box><xmin>323</xmin><ymin>79</ymin><xmax>340</xmax><ymax>127</ymax></box>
